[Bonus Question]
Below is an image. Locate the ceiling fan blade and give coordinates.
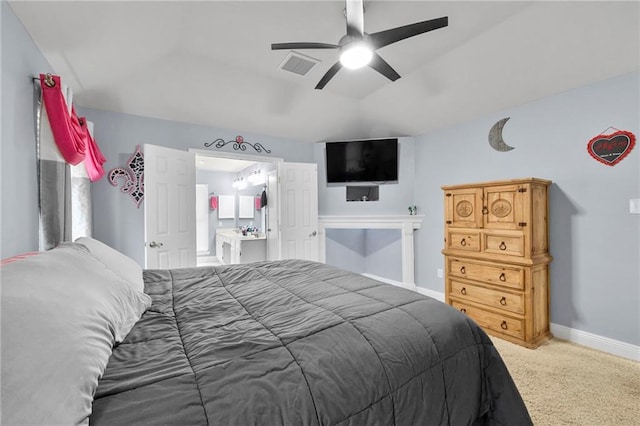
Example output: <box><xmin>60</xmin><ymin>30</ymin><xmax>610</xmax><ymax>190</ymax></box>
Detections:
<box><xmin>345</xmin><ymin>0</ymin><xmax>365</xmax><ymax>37</ymax></box>
<box><xmin>271</xmin><ymin>42</ymin><xmax>339</xmax><ymax>50</ymax></box>
<box><xmin>368</xmin><ymin>16</ymin><xmax>448</xmax><ymax>49</ymax></box>
<box><xmin>315</xmin><ymin>62</ymin><xmax>343</xmax><ymax>90</ymax></box>
<box><xmin>368</xmin><ymin>53</ymin><xmax>401</xmax><ymax>82</ymax></box>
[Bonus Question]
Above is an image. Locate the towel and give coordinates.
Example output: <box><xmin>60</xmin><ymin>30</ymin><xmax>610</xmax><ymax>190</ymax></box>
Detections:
<box><xmin>261</xmin><ymin>190</ymin><xmax>268</xmax><ymax>208</ymax></box>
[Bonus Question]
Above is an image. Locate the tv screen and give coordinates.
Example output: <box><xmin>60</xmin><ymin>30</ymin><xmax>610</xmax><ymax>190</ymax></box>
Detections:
<box><xmin>325</xmin><ymin>138</ymin><xmax>398</xmax><ymax>184</ymax></box>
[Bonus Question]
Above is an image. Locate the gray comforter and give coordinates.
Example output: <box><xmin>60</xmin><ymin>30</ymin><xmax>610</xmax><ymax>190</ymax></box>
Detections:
<box><xmin>91</xmin><ymin>259</ymin><xmax>531</xmax><ymax>425</ymax></box>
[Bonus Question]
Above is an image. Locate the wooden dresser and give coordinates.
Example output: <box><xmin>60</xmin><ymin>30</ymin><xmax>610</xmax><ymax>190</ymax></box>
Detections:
<box><xmin>442</xmin><ymin>178</ymin><xmax>552</xmax><ymax>348</ymax></box>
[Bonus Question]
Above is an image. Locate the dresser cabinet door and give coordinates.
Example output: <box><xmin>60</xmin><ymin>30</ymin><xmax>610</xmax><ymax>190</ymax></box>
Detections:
<box><xmin>444</xmin><ymin>188</ymin><xmax>483</xmax><ymax>228</ymax></box>
<box><xmin>483</xmin><ymin>184</ymin><xmax>525</xmax><ymax>230</ymax></box>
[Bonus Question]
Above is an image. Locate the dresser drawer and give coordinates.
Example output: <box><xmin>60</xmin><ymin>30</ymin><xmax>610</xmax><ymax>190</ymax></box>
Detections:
<box><xmin>483</xmin><ymin>232</ymin><xmax>524</xmax><ymax>257</ymax></box>
<box><xmin>452</xmin><ymin>301</ymin><xmax>525</xmax><ymax>340</ymax></box>
<box><xmin>449</xmin><ymin>279</ymin><xmax>524</xmax><ymax>314</ymax></box>
<box><xmin>446</xmin><ymin>231</ymin><xmax>481</xmax><ymax>252</ymax></box>
<box><xmin>448</xmin><ymin>258</ymin><xmax>524</xmax><ymax>290</ymax></box>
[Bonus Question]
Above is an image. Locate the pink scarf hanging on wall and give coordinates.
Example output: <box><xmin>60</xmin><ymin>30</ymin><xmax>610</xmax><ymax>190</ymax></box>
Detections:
<box><xmin>39</xmin><ymin>73</ymin><xmax>106</xmax><ymax>181</ymax></box>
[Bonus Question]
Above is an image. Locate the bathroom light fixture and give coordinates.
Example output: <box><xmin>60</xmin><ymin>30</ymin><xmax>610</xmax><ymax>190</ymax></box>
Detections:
<box><xmin>236</xmin><ymin>177</ymin><xmax>247</xmax><ymax>190</ymax></box>
<box><xmin>248</xmin><ymin>169</ymin><xmax>265</xmax><ymax>186</ymax></box>
<box><xmin>248</xmin><ymin>170</ymin><xmax>258</xmax><ymax>185</ymax></box>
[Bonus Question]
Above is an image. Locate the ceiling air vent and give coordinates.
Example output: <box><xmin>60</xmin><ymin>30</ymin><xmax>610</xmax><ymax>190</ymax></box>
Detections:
<box><xmin>278</xmin><ymin>51</ymin><xmax>320</xmax><ymax>76</ymax></box>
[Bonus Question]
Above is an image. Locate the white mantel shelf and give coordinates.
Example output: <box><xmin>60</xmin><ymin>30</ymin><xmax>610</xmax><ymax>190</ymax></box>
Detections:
<box><xmin>318</xmin><ymin>215</ymin><xmax>424</xmax><ymax>290</ymax></box>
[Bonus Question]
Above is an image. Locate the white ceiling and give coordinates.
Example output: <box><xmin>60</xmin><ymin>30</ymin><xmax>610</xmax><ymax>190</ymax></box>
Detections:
<box><xmin>10</xmin><ymin>1</ymin><xmax>640</xmax><ymax>143</ymax></box>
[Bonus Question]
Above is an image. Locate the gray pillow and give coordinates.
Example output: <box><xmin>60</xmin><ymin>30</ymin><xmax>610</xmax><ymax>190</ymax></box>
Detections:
<box><xmin>75</xmin><ymin>236</ymin><xmax>144</xmax><ymax>294</ymax></box>
<box><xmin>1</xmin><ymin>243</ymin><xmax>151</xmax><ymax>425</ymax></box>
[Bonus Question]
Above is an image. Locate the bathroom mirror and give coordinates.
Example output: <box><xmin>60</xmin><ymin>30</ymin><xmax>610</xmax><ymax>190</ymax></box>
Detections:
<box><xmin>238</xmin><ymin>195</ymin><xmax>254</xmax><ymax>219</ymax></box>
<box><xmin>218</xmin><ymin>195</ymin><xmax>235</xmax><ymax>219</ymax></box>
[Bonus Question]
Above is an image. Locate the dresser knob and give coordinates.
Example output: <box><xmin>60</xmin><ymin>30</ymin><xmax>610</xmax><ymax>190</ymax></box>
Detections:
<box><xmin>460</xmin><ymin>266</ymin><xmax>466</xmax><ymax>274</ymax></box>
<box><xmin>460</xmin><ymin>287</ymin><xmax>467</xmax><ymax>295</ymax></box>
<box><xmin>499</xmin><ymin>273</ymin><xmax>506</xmax><ymax>282</ymax></box>
<box><xmin>482</xmin><ymin>206</ymin><xmax>488</xmax><ymax>214</ymax></box>
<box><xmin>500</xmin><ymin>321</ymin><xmax>508</xmax><ymax>330</ymax></box>
<box><xmin>500</xmin><ymin>297</ymin><xmax>507</xmax><ymax>305</ymax></box>
<box><xmin>460</xmin><ymin>308</ymin><xmax>467</xmax><ymax>313</ymax></box>
<box><xmin>460</xmin><ymin>238</ymin><xmax>467</xmax><ymax>247</ymax></box>
<box><xmin>499</xmin><ymin>241</ymin><xmax>507</xmax><ymax>251</ymax></box>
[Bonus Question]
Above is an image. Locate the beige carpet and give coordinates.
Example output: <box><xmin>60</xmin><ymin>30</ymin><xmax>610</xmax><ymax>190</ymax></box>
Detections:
<box><xmin>492</xmin><ymin>337</ymin><xmax>640</xmax><ymax>425</ymax></box>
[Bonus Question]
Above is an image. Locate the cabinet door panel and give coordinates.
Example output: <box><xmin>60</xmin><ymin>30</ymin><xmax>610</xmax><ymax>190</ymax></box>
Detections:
<box><xmin>483</xmin><ymin>184</ymin><xmax>523</xmax><ymax>230</ymax></box>
<box><xmin>445</xmin><ymin>188</ymin><xmax>482</xmax><ymax>228</ymax></box>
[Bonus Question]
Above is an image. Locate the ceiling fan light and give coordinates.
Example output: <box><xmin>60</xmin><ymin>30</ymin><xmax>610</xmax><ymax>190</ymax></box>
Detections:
<box><xmin>340</xmin><ymin>42</ymin><xmax>373</xmax><ymax>70</ymax></box>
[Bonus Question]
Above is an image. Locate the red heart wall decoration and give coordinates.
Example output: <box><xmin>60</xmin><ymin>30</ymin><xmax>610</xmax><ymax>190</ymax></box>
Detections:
<box><xmin>586</xmin><ymin>130</ymin><xmax>636</xmax><ymax>166</ymax></box>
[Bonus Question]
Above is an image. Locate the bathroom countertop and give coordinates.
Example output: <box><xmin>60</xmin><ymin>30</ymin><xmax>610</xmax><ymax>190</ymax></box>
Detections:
<box><xmin>216</xmin><ymin>229</ymin><xmax>266</xmax><ymax>241</ymax></box>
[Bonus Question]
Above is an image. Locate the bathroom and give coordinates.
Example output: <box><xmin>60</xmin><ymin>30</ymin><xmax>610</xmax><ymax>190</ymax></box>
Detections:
<box><xmin>195</xmin><ymin>154</ymin><xmax>275</xmax><ymax>266</ymax></box>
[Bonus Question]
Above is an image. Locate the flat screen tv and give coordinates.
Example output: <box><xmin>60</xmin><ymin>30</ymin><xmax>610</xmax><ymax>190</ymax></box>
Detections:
<box><xmin>325</xmin><ymin>138</ymin><xmax>399</xmax><ymax>184</ymax></box>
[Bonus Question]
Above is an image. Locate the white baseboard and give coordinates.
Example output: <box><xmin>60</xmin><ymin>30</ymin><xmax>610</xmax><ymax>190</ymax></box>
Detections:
<box><xmin>361</xmin><ymin>273</ymin><xmax>416</xmax><ymax>291</ymax></box>
<box><xmin>412</xmin><ymin>285</ymin><xmax>639</xmax><ymax>362</ymax></box>
<box><xmin>550</xmin><ymin>323</ymin><xmax>640</xmax><ymax>362</ymax></box>
<box><xmin>414</xmin><ymin>286</ymin><xmax>445</xmax><ymax>302</ymax></box>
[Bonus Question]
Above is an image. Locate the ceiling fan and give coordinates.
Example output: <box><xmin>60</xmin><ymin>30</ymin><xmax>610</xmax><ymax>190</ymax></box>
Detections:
<box><xmin>271</xmin><ymin>0</ymin><xmax>448</xmax><ymax>90</ymax></box>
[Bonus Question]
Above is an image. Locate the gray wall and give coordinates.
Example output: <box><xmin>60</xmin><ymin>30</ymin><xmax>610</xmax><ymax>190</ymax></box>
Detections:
<box><xmin>325</xmin><ymin>229</ymin><xmax>366</xmax><ymax>275</ymax></box>
<box><xmin>78</xmin><ymin>107</ymin><xmax>314</xmax><ymax>267</ymax></box>
<box><xmin>0</xmin><ymin>2</ymin><xmax>54</xmax><ymax>258</ymax></box>
<box><xmin>325</xmin><ymin>229</ymin><xmax>402</xmax><ymax>282</ymax></box>
<box><xmin>412</xmin><ymin>72</ymin><xmax>639</xmax><ymax>345</ymax></box>
<box><xmin>364</xmin><ymin>229</ymin><xmax>402</xmax><ymax>282</ymax></box>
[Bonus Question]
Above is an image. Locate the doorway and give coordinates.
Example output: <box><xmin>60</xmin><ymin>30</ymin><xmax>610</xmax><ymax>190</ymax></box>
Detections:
<box><xmin>191</xmin><ymin>149</ymin><xmax>282</xmax><ymax>266</ymax></box>
<box><xmin>144</xmin><ymin>145</ymin><xmax>318</xmax><ymax>268</ymax></box>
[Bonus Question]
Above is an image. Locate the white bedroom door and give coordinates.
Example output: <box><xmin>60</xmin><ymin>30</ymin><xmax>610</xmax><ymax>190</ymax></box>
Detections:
<box><xmin>278</xmin><ymin>162</ymin><xmax>319</xmax><ymax>261</ymax></box>
<box><xmin>144</xmin><ymin>144</ymin><xmax>197</xmax><ymax>269</ymax></box>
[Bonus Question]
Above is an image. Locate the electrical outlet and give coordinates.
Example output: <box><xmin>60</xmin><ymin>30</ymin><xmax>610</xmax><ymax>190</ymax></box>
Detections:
<box><xmin>437</xmin><ymin>268</ymin><xmax>443</xmax><ymax>278</ymax></box>
<box><xmin>630</xmin><ymin>199</ymin><xmax>640</xmax><ymax>214</ymax></box>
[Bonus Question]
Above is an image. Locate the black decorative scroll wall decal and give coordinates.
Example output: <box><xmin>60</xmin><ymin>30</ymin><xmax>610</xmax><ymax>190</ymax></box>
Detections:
<box><xmin>204</xmin><ymin>135</ymin><xmax>271</xmax><ymax>154</ymax></box>
<box><xmin>108</xmin><ymin>145</ymin><xmax>144</xmax><ymax>208</ymax></box>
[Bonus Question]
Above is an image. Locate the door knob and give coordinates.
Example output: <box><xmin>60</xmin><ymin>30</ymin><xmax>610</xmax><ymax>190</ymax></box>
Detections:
<box><xmin>149</xmin><ymin>241</ymin><xmax>164</xmax><ymax>248</ymax></box>
<box><xmin>309</xmin><ymin>231</ymin><xmax>317</xmax><ymax>237</ymax></box>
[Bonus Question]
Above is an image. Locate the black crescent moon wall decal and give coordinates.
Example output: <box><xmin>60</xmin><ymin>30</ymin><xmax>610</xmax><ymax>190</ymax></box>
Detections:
<box><xmin>488</xmin><ymin>117</ymin><xmax>515</xmax><ymax>152</ymax></box>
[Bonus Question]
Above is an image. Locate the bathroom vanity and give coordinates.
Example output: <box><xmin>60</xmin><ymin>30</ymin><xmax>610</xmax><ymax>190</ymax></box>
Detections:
<box><xmin>216</xmin><ymin>229</ymin><xmax>267</xmax><ymax>265</ymax></box>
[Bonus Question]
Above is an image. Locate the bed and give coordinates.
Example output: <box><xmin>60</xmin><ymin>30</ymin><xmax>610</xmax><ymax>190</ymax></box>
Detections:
<box><xmin>1</xmin><ymin>239</ymin><xmax>532</xmax><ymax>425</ymax></box>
